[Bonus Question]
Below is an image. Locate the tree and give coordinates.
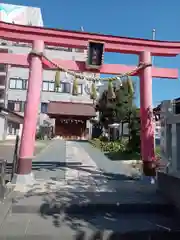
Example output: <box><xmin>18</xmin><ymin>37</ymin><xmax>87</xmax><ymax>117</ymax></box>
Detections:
<box><xmin>90</xmin><ymin>81</ymin><xmax>97</xmax><ymax>100</ymax></box>
<box><xmin>96</xmin><ymin>76</ymin><xmax>141</xmax><ymax>152</ymax></box>
<box><xmin>96</xmin><ymin>77</ymin><xmax>135</xmax><ymax>131</ymax></box>
<box><xmin>128</xmin><ymin>107</ymin><xmax>141</xmax><ymax>153</ymax></box>
<box><xmin>96</xmin><ymin>89</ymin><xmax>116</xmax><ymax>129</ymax></box>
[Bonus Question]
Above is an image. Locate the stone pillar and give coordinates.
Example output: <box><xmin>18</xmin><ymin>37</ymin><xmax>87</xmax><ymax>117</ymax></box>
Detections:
<box><xmin>17</xmin><ymin>40</ymin><xmax>44</xmax><ymax>177</ymax></box>
<box><xmin>139</xmin><ymin>51</ymin><xmax>155</xmax><ymax>174</ymax></box>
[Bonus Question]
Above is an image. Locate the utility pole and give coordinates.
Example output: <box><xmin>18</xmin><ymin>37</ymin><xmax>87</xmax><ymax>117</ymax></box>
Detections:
<box><xmin>152</xmin><ymin>29</ymin><xmax>156</xmax><ymax>65</ymax></box>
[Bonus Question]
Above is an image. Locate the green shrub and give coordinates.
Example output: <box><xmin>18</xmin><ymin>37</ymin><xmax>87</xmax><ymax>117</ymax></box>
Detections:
<box><xmin>36</xmin><ymin>131</ymin><xmax>44</xmax><ymax>140</ymax></box>
<box><xmin>90</xmin><ymin>138</ymin><xmax>101</xmax><ymax>148</ymax></box>
<box><xmin>99</xmin><ymin>135</ymin><xmax>108</xmax><ymax>142</ymax></box>
<box><xmin>155</xmin><ymin>146</ymin><xmax>161</xmax><ymax>157</ymax></box>
<box><xmin>90</xmin><ymin>138</ymin><xmax>126</xmax><ymax>153</ymax></box>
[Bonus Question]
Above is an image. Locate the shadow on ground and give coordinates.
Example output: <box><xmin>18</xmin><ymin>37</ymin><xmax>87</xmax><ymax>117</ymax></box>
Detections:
<box><xmin>105</xmin><ymin>151</ymin><xmax>141</xmax><ymax>161</ymax></box>
<box><xmin>16</xmin><ymin>183</ymin><xmax>180</xmax><ymax>239</ymax></box>
<box><xmin>7</xmin><ymin>161</ymin><xmax>139</xmax><ymax>180</ymax></box>
<box><xmin>11</xmin><ymin>164</ymin><xmax>180</xmax><ymax>239</ymax></box>
<box><xmin>65</xmin><ymin>164</ymin><xmax>137</xmax><ymax>181</ymax></box>
<box><xmin>31</xmin><ymin>161</ymin><xmax>138</xmax><ymax>181</ymax></box>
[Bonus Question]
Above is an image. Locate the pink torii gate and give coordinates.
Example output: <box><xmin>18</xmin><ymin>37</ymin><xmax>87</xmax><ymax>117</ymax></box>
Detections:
<box><xmin>0</xmin><ymin>22</ymin><xmax>179</xmax><ymax>177</ymax></box>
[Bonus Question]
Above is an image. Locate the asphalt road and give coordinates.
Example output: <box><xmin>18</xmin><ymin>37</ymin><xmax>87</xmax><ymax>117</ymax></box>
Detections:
<box><xmin>0</xmin><ymin>140</ymin><xmax>50</xmax><ymax>163</ymax></box>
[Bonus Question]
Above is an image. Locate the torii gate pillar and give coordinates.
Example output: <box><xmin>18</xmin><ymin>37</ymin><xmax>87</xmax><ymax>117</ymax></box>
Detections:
<box><xmin>15</xmin><ymin>40</ymin><xmax>44</xmax><ymax>183</ymax></box>
<box><xmin>139</xmin><ymin>51</ymin><xmax>155</xmax><ymax>170</ymax></box>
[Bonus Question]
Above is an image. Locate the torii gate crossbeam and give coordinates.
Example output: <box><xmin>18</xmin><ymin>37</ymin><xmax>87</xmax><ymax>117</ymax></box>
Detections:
<box><xmin>0</xmin><ymin>22</ymin><xmax>179</xmax><ymax>179</ymax></box>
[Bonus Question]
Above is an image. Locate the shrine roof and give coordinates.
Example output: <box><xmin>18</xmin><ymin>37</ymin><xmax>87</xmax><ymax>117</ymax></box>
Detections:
<box><xmin>47</xmin><ymin>101</ymin><xmax>96</xmax><ymax>118</ymax></box>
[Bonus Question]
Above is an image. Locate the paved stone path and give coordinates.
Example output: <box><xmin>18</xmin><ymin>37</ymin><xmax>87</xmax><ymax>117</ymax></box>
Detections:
<box><xmin>33</xmin><ymin>139</ymin><xmax>66</xmax><ymax>181</ymax></box>
<box><xmin>0</xmin><ymin>139</ymin><xmax>179</xmax><ymax>239</ymax></box>
<box><xmin>65</xmin><ymin>141</ymin><xmax>110</xmax><ymax>191</ymax></box>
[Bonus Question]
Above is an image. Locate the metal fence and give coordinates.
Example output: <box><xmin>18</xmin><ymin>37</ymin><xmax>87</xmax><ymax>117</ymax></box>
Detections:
<box><xmin>0</xmin><ymin>159</ymin><xmax>7</xmax><ymax>201</ymax></box>
<box><xmin>0</xmin><ymin>135</ymin><xmax>20</xmax><ymax>201</ymax></box>
<box><xmin>0</xmin><ymin>159</ymin><xmax>6</xmax><ymax>187</ymax></box>
<box><xmin>11</xmin><ymin>135</ymin><xmax>19</xmax><ymax>181</ymax></box>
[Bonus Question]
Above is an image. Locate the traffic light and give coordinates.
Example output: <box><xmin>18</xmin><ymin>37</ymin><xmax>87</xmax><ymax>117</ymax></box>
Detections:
<box><xmin>86</xmin><ymin>41</ymin><xmax>104</xmax><ymax>69</ymax></box>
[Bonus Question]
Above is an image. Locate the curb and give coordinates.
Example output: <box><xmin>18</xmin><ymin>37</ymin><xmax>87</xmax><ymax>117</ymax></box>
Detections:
<box><xmin>121</xmin><ymin>160</ymin><xmax>142</xmax><ymax>165</ymax></box>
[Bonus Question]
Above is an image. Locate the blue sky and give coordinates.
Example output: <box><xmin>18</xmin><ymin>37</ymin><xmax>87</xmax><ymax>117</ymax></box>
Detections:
<box><xmin>2</xmin><ymin>0</ymin><xmax>180</xmax><ymax>106</ymax></box>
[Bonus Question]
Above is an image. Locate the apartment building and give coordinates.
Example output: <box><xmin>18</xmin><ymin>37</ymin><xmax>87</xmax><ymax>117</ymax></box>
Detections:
<box><xmin>0</xmin><ymin>3</ymin><xmax>99</xmax><ymax>140</ymax></box>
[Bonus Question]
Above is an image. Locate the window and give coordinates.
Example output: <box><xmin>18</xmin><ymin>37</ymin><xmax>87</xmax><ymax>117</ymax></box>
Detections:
<box><xmin>156</xmin><ymin>121</ymin><xmax>160</xmax><ymax>127</ymax></box>
<box><xmin>77</xmin><ymin>84</ymin><xmax>83</xmax><ymax>95</ymax></box>
<box><xmin>12</xmin><ymin>42</ymin><xmax>31</xmax><ymax>47</ymax></box>
<box><xmin>14</xmin><ymin>102</ymin><xmax>21</xmax><ymax>112</ymax></box>
<box><xmin>9</xmin><ymin>78</ymin><xmax>27</xmax><ymax>90</ymax></box>
<box><xmin>21</xmin><ymin>102</ymin><xmax>26</xmax><ymax>112</ymax></box>
<box><xmin>49</xmin><ymin>82</ymin><xmax>55</xmax><ymax>92</ymax></box>
<box><xmin>8</xmin><ymin>101</ymin><xmax>14</xmax><ymax>111</ymax></box>
<box><xmin>8</xmin><ymin>123</ymin><xmax>13</xmax><ymax>135</ymax></box>
<box><xmin>42</xmin><ymin>81</ymin><xmax>55</xmax><ymax>92</ymax></box>
<box><xmin>45</xmin><ymin>45</ymin><xmax>72</xmax><ymax>52</ymax></box>
<box><xmin>8</xmin><ymin>101</ymin><xmax>26</xmax><ymax>112</ymax></box>
<box><xmin>9</xmin><ymin>79</ymin><xmax>16</xmax><ymax>89</ymax></box>
<box><xmin>41</xmin><ymin>81</ymin><xmax>72</xmax><ymax>93</ymax></box>
<box><xmin>16</xmin><ymin>79</ymin><xmax>23</xmax><ymax>89</ymax></box>
<box><xmin>175</xmin><ymin>102</ymin><xmax>180</xmax><ymax>114</ymax></box>
<box><xmin>1</xmin><ymin>41</ymin><xmax>8</xmax><ymax>46</ymax></box>
<box><xmin>61</xmin><ymin>82</ymin><xmax>71</xmax><ymax>93</ymax></box>
<box><xmin>61</xmin><ymin>47</ymin><xmax>72</xmax><ymax>52</ymax></box>
<box><xmin>0</xmin><ymin>64</ymin><xmax>6</xmax><ymax>71</ymax></box>
<box><xmin>7</xmin><ymin>121</ymin><xmax>20</xmax><ymax>135</ymax></box>
<box><xmin>75</xmin><ymin>49</ymin><xmax>84</xmax><ymax>53</ymax></box>
<box><xmin>56</xmin><ymin>86</ymin><xmax>62</xmax><ymax>92</ymax></box>
<box><xmin>41</xmin><ymin>102</ymin><xmax>48</xmax><ymax>113</ymax></box>
<box><xmin>42</xmin><ymin>81</ymin><xmax>49</xmax><ymax>91</ymax></box>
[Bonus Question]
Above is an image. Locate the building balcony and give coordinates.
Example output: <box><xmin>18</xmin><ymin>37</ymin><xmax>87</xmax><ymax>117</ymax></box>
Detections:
<box><xmin>0</xmin><ymin>98</ymin><xmax>5</xmax><ymax>107</ymax></box>
<box><xmin>0</xmin><ymin>72</ymin><xmax>6</xmax><ymax>76</ymax></box>
<box><xmin>0</xmin><ymin>98</ymin><xmax>5</xmax><ymax>103</ymax></box>
<box><xmin>0</xmin><ymin>85</ymin><xmax>5</xmax><ymax>90</ymax></box>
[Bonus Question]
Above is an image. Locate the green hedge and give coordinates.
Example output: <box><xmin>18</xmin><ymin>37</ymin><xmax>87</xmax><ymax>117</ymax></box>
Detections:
<box><xmin>90</xmin><ymin>138</ymin><xmax>160</xmax><ymax>161</ymax></box>
<box><xmin>90</xmin><ymin>138</ymin><xmax>126</xmax><ymax>153</ymax></box>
